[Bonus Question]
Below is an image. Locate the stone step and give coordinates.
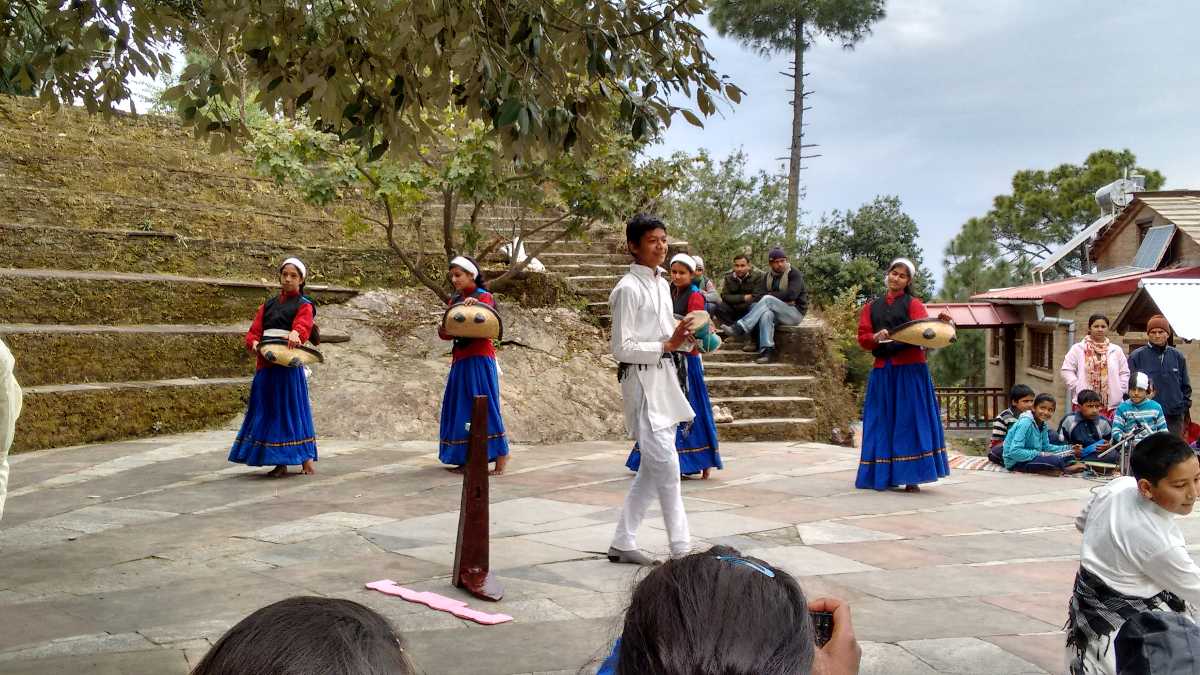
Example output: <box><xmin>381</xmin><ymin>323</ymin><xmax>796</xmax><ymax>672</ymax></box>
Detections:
<box><xmin>710</xmin><ymin>396</ymin><xmax>815</xmax><ymax>420</ymax></box>
<box><xmin>14</xmin><ymin>376</ymin><xmax>251</xmax><ymax>452</ymax></box>
<box><xmin>704</xmin><ymin>375</ymin><xmax>816</xmax><ymax>398</ymax></box>
<box><xmin>716</xmin><ymin>417</ymin><xmax>817</xmax><ymax>442</ymax></box>
<box><xmin>519</xmin><ymin>240</ymin><xmax>624</xmax><ymax>254</ymax></box>
<box><xmin>585</xmin><ymin>301</ymin><xmax>609</xmax><ymax>312</ymax></box>
<box><xmin>548</xmin><ymin>263</ymin><xmax>629</xmax><ymax>274</ymax></box>
<box><xmin>702</xmin><ymin>361</ymin><xmax>806</xmax><ymax>377</ymax></box>
<box><xmin>701</xmin><ymin>350</ymin><xmax>760</xmax><ymax>363</ymax></box>
<box><xmin>565</xmin><ymin>274</ymin><xmax>623</xmax><ymax>285</ymax></box>
<box><xmin>0</xmin><ymin>268</ymin><xmax>358</xmax><ymax>325</ymax></box>
<box><xmin>0</xmin><ymin>323</ymin><xmax>348</xmax><ymax>387</ymax></box>
<box><xmin>574</xmin><ymin>287</ymin><xmax>613</xmax><ymax>302</ymax></box>
<box><xmin>535</xmin><ymin>252</ymin><xmax>630</xmax><ymax>265</ymax></box>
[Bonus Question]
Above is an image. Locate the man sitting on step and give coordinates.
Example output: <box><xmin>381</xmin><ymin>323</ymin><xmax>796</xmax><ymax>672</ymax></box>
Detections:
<box><xmin>719</xmin><ymin>247</ymin><xmax>808</xmax><ymax>364</ymax></box>
<box><xmin>714</xmin><ymin>254</ymin><xmax>765</xmax><ymax>353</ymax></box>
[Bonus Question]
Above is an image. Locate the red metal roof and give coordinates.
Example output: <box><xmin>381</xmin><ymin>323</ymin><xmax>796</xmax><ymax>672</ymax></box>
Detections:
<box><xmin>924</xmin><ymin>303</ymin><xmax>1022</xmax><ymax>328</ymax></box>
<box><xmin>971</xmin><ymin>266</ymin><xmax>1200</xmax><ymax>309</ymax></box>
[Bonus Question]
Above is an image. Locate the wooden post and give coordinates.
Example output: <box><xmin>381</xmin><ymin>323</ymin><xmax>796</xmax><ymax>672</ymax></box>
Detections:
<box><xmin>452</xmin><ymin>395</ymin><xmax>504</xmax><ymax>601</ymax></box>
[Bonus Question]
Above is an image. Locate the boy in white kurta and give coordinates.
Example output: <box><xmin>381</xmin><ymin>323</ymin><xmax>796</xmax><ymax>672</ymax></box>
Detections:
<box><xmin>608</xmin><ymin>214</ymin><xmax>696</xmax><ymax>565</ymax></box>
<box><xmin>1067</xmin><ymin>432</ymin><xmax>1200</xmax><ymax>674</ymax></box>
<box><xmin>0</xmin><ymin>338</ymin><xmax>23</xmax><ymax>521</ymax></box>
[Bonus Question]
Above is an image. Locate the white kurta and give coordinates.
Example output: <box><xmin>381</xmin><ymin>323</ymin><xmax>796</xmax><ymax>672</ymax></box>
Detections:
<box><xmin>609</xmin><ymin>263</ymin><xmax>693</xmax><ymax>556</ymax></box>
<box><xmin>609</xmin><ymin>264</ymin><xmax>694</xmax><ymax>434</ymax></box>
<box><xmin>1071</xmin><ymin>476</ymin><xmax>1200</xmax><ymax>674</ymax></box>
<box><xmin>0</xmin><ymin>339</ymin><xmax>23</xmax><ymax>521</ymax></box>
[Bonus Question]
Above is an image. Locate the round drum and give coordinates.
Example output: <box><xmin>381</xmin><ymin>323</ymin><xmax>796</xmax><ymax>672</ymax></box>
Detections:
<box><xmin>442</xmin><ymin>302</ymin><xmax>503</xmax><ymax>341</ymax></box>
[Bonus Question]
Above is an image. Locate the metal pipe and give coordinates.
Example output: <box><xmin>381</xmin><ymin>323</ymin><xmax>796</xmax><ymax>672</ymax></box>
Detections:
<box><xmin>999</xmin><ymin>299</ymin><xmax>1077</xmax><ymax>344</ymax></box>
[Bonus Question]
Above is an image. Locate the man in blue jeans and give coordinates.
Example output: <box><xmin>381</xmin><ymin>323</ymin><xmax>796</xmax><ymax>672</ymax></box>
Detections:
<box><xmin>718</xmin><ymin>246</ymin><xmax>808</xmax><ymax>363</ymax></box>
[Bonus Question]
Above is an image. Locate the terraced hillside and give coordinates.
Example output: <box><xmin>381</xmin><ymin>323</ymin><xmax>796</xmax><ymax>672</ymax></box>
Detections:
<box><xmin>0</xmin><ymin>96</ymin><xmax>595</xmax><ymax>451</ymax></box>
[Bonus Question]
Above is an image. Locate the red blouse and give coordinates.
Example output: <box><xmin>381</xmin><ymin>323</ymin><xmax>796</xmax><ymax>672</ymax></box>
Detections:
<box><xmin>245</xmin><ymin>290</ymin><xmax>315</xmax><ymax>370</ymax></box>
<box><xmin>680</xmin><ymin>285</ymin><xmax>705</xmax><ymax>356</ymax></box>
<box><xmin>857</xmin><ymin>290</ymin><xmax>928</xmax><ymax>367</ymax></box>
<box><xmin>437</xmin><ymin>287</ymin><xmax>498</xmax><ymax>362</ymax></box>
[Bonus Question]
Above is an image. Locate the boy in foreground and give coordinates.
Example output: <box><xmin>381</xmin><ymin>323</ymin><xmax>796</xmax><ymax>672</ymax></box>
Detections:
<box><xmin>1067</xmin><ymin>432</ymin><xmax>1200</xmax><ymax>674</ymax></box>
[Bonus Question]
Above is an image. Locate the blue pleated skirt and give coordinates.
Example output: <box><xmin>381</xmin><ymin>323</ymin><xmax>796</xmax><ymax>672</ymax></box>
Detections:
<box><xmin>626</xmin><ymin>354</ymin><xmax>723</xmax><ymax>475</ymax></box>
<box><xmin>438</xmin><ymin>356</ymin><xmax>509</xmax><ymax>466</ymax></box>
<box><xmin>228</xmin><ymin>366</ymin><xmax>318</xmax><ymax>467</ymax></box>
<box><xmin>855</xmin><ymin>360</ymin><xmax>949</xmax><ymax>490</ymax></box>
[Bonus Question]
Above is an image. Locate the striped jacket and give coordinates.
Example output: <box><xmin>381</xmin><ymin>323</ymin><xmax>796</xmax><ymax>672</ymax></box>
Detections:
<box><xmin>1111</xmin><ymin>399</ymin><xmax>1168</xmax><ymax>446</ymax></box>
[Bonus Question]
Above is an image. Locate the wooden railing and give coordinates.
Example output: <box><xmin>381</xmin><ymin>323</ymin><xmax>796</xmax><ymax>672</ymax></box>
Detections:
<box><xmin>937</xmin><ymin>387</ymin><xmax>1006</xmax><ymax>430</ymax></box>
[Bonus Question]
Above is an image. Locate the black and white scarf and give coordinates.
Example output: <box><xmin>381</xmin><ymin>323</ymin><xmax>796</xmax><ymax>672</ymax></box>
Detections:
<box><xmin>1066</xmin><ymin>565</ymin><xmax>1186</xmax><ymax>674</ymax></box>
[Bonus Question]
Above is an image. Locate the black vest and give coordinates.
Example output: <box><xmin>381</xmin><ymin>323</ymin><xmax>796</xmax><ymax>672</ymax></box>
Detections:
<box><xmin>671</xmin><ymin>284</ymin><xmax>697</xmax><ymax>317</ymax></box>
<box><xmin>262</xmin><ymin>294</ymin><xmax>314</xmax><ymax>332</ymax></box>
<box><xmin>869</xmin><ymin>294</ymin><xmax>917</xmax><ymax>360</ymax></box>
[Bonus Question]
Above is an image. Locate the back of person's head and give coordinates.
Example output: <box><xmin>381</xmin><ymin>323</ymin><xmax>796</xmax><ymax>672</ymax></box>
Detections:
<box><xmin>1077</xmin><ymin>389</ymin><xmax>1102</xmax><ymax>406</ymax></box>
<box><xmin>1130</xmin><ymin>433</ymin><xmax>1195</xmax><ymax>486</ymax></box>
<box><xmin>190</xmin><ymin>596</ymin><xmax>415</xmax><ymax>675</ymax></box>
<box><xmin>1116</xmin><ymin>609</ymin><xmax>1200</xmax><ymax>674</ymax></box>
<box><xmin>626</xmin><ymin>213</ymin><xmax>667</xmax><ymax>244</ymax></box>
<box><xmin>1009</xmin><ymin>384</ymin><xmax>1034</xmax><ymax>404</ymax></box>
<box><xmin>616</xmin><ymin>545</ymin><xmax>814</xmax><ymax>675</ymax></box>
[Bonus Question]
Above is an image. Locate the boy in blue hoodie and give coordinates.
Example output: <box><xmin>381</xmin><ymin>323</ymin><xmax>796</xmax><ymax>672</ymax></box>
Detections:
<box><xmin>1112</xmin><ymin>371</ymin><xmax>1169</xmax><ymax>449</ymax></box>
<box><xmin>1003</xmin><ymin>394</ymin><xmax>1085</xmax><ymax>474</ymax></box>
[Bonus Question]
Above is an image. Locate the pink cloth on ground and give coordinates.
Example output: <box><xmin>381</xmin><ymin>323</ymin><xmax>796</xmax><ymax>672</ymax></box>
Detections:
<box><xmin>364</xmin><ymin>580</ymin><xmax>513</xmax><ymax>625</ymax></box>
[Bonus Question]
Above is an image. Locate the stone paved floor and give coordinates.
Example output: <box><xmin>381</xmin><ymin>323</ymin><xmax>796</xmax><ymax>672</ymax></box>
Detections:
<box><xmin>2</xmin><ymin>433</ymin><xmax>1157</xmax><ymax>674</ymax></box>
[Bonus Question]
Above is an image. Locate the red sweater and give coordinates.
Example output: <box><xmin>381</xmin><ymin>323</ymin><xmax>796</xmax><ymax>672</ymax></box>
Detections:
<box><xmin>857</xmin><ymin>291</ymin><xmax>928</xmax><ymax>367</ymax></box>
<box><xmin>438</xmin><ymin>287</ymin><xmax>498</xmax><ymax>362</ymax></box>
<box><xmin>245</xmin><ymin>290</ymin><xmax>315</xmax><ymax>370</ymax></box>
<box><xmin>678</xmin><ymin>285</ymin><xmax>705</xmax><ymax>356</ymax></box>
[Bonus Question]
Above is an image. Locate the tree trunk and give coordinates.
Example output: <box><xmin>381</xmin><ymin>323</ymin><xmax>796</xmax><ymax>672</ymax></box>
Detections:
<box><xmin>786</xmin><ymin>19</ymin><xmax>805</xmax><ymax>244</ymax></box>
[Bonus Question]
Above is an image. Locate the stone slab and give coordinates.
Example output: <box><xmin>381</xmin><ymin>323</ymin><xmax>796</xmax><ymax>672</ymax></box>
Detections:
<box><xmin>898</xmin><ymin>637</ymin><xmax>1048</xmax><ymax>674</ymax></box>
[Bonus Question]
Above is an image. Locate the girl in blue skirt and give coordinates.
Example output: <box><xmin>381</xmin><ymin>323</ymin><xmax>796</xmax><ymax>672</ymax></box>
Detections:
<box><xmin>229</xmin><ymin>257</ymin><xmax>319</xmax><ymax>477</ymax></box>
<box><xmin>626</xmin><ymin>253</ymin><xmax>723</xmax><ymax>479</ymax></box>
<box><xmin>438</xmin><ymin>256</ymin><xmax>510</xmax><ymax>475</ymax></box>
<box><xmin>855</xmin><ymin>258</ymin><xmax>951</xmax><ymax>492</ymax></box>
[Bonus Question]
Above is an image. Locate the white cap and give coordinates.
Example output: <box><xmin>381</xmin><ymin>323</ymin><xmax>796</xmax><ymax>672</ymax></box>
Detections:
<box><xmin>450</xmin><ymin>256</ymin><xmax>479</xmax><ymax>278</ymax></box>
<box><xmin>280</xmin><ymin>257</ymin><xmax>307</xmax><ymax>280</ymax></box>
<box><xmin>669</xmin><ymin>253</ymin><xmax>697</xmax><ymax>272</ymax></box>
<box><xmin>1133</xmin><ymin>372</ymin><xmax>1150</xmax><ymax>390</ymax></box>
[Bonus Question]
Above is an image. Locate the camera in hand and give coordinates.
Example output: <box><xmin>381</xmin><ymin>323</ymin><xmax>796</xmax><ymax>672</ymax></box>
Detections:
<box><xmin>811</xmin><ymin>610</ymin><xmax>834</xmax><ymax>647</ymax></box>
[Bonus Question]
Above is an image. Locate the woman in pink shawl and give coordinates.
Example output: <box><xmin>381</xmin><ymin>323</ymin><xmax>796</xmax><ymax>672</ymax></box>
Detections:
<box><xmin>1060</xmin><ymin>314</ymin><xmax>1130</xmax><ymax>417</ymax></box>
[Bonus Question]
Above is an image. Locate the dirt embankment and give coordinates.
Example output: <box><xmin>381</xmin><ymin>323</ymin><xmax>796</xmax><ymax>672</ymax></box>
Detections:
<box><xmin>307</xmin><ymin>289</ymin><xmax>627</xmax><ymax>444</ymax></box>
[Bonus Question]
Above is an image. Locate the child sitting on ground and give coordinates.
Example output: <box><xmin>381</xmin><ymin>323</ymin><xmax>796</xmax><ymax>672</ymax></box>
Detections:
<box><xmin>1002</xmin><ymin>393</ymin><xmax>1084</xmax><ymax>474</ymax></box>
<box><xmin>1066</xmin><ymin>432</ymin><xmax>1200</xmax><ymax>674</ymax></box>
<box><xmin>988</xmin><ymin>384</ymin><xmax>1036</xmax><ymax>465</ymax></box>
<box><xmin>1112</xmin><ymin>372</ymin><xmax>1168</xmax><ymax>451</ymax></box>
<box><xmin>1058</xmin><ymin>389</ymin><xmax>1117</xmax><ymax>463</ymax></box>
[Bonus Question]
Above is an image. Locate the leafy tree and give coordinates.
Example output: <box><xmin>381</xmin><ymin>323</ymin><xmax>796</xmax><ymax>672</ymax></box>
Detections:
<box><xmin>799</xmin><ymin>195</ymin><xmax>931</xmax><ymax>306</ymax></box>
<box><xmin>4</xmin><ymin>0</ymin><xmax>740</xmax><ymax>160</ymax></box>
<box><xmin>711</xmin><ymin>0</ymin><xmax>886</xmax><ymax>242</ymax></box>
<box><xmin>659</xmin><ymin>148</ymin><xmax>789</xmax><ymax>274</ymax></box>
<box><xmin>247</xmin><ymin>110</ymin><xmax>683</xmax><ymax>301</ymax></box>
<box><xmin>983</xmin><ymin>149</ymin><xmax>1165</xmax><ymax>277</ymax></box>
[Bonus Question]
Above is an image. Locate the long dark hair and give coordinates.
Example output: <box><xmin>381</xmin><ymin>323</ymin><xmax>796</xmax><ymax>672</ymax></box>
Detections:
<box><xmin>190</xmin><ymin>596</ymin><xmax>415</xmax><ymax>675</ymax></box>
<box><xmin>616</xmin><ymin>545</ymin><xmax>815</xmax><ymax>675</ymax></box>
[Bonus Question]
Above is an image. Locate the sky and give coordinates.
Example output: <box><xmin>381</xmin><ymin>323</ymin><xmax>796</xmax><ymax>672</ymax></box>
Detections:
<box><xmin>649</xmin><ymin>0</ymin><xmax>1200</xmax><ymax>286</ymax></box>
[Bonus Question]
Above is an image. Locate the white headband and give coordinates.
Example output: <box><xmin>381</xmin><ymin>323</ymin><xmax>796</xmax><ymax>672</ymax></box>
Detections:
<box><xmin>1133</xmin><ymin>372</ymin><xmax>1150</xmax><ymax>390</ymax></box>
<box><xmin>888</xmin><ymin>257</ymin><xmax>916</xmax><ymax>281</ymax></box>
<box><xmin>670</xmin><ymin>253</ymin><xmax>697</xmax><ymax>272</ymax></box>
<box><xmin>450</xmin><ymin>256</ymin><xmax>479</xmax><ymax>278</ymax></box>
<box><xmin>280</xmin><ymin>257</ymin><xmax>307</xmax><ymax>280</ymax></box>
<box><xmin>693</xmin><ymin>255</ymin><xmax>705</xmax><ymax>269</ymax></box>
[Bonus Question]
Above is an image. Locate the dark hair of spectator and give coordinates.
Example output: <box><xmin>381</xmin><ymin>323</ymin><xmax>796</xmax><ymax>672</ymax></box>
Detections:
<box><xmin>732</xmin><ymin>254</ymin><xmax>750</xmax><ymax>264</ymax></box>
<box><xmin>626</xmin><ymin>213</ymin><xmax>667</xmax><ymax>245</ymax></box>
<box><xmin>1076</xmin><ymin>389</ymin><xmax>1102</xmax><ymax>406</ymax></box>
<box><xmin>616</xmin><ymin>545</ymin><xmax>815</xmax><ymax>675</ymax></box>
<box><xmin>1131</xmin><ymin>433</ymin><xmax>1197</xmax><ymax>485</ymax></box>
<box><xmin>1087</xmin><ymin>314</ymin><xmax>1110</xmax><ymax>329</ymax></box>
<box><xmin>1009</xmin><ymin>384</ymin><xmax>1035</xmax><ymax>403</ymax></box>
<box><xmin>190</xmin><ymin>596</ymin><xmax>415</xmax><ymax>675</ymax></box>
<box><xmin>449</xmin><ymin>255</ymin><xmax>487</xmax><ymax>292</ymax></box>
<box><xmin>1034</xmin><ymin>393</ymin><xmax>1056</xmax><ymax>409</ymax></box>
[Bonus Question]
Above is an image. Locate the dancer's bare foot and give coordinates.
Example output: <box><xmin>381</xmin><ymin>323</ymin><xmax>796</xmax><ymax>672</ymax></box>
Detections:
<box><xmin>904</xmin><ymin>484</ymin><xmax>921</xmax><ymax>493</ymax></box>
<box><xmin>489</xmin><ymin>455</ymin><xmax>509</xmax><ymax>476</ymax></box>
<box><xmin>701</xmin><ymin>468</ymin><xmax>711</xmax><ymax>480</ymax></box>
<box><xmin>446</xmin><ymin>466</ymin><xmax>465</xmax><ymax>474</ymax></box>
<box><xmin>301</xmin><ymin>460</ymin><xmax>316</xmax><ymax>475</ymax></box>
<box><xmin>266</xmin><ymin>465</ymin><xmax>287</xmax><ymax>478</ymax></box>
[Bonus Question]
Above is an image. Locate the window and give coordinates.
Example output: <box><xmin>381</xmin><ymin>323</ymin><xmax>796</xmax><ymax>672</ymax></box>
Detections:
<box><xmin>990</xmin><ymin>328</ymin><xmax>1001</xmax><ymax>359</ymax></box>
<box><xmin>1029</xmin><ymin>328</ymin><xmax>1054</xmax><ymax>370</ymax></box>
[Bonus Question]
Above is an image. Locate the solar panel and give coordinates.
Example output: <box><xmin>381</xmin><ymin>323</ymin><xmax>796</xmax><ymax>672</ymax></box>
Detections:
<box><xmin>1090</xmin><ymin>266</ymin><xmax>1146</xmax><ymax>281</ymax></box>
<box><xmin>1132</xmin><ymin>224</ymin><xmax>1177</xmax><ymax>270</ymax></box>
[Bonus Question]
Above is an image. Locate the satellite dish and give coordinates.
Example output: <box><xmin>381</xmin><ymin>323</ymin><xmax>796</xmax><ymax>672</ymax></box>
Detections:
<box><xmin>1094</xmin><ymin>178</ymin><xmax>1138</xmax><ymax>214</ymax></box>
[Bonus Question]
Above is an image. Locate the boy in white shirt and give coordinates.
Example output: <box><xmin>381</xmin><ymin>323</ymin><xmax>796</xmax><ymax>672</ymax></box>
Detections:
<box><xmin>1067</xmin><ymin>432</ymin><xmax>1200</xmax><ymax>674</ymax></box>
<box><xmin>607</xmin><ymin>214</ymin><xmax>695</xmax><ymax>566</ymax></box>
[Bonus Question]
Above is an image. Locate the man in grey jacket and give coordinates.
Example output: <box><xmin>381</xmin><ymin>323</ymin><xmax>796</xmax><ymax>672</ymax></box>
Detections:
<box><xmin>714</xmin><ymin>255</ymin><xmax>765</xmax><ymax>351</ymax></box>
